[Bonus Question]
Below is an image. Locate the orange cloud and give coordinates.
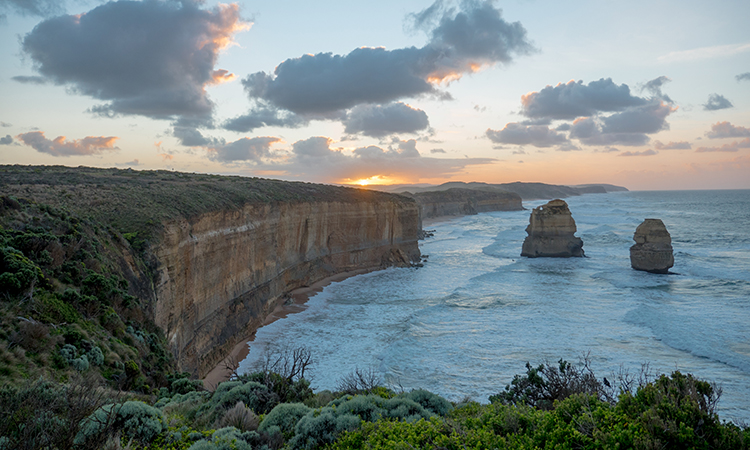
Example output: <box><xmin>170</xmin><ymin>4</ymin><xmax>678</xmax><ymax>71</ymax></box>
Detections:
<box><xmin>210</xmin><ymin>69</ymin><xmax>236</xmax><ymax>85</ymax></box>
<box><xmin>17</xmin><ymin>131</ymin><xmax>119</xmax><ymax>157</ymax></box>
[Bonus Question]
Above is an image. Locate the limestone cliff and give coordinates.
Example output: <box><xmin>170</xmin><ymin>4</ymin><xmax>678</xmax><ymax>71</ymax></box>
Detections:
<box><xmin>155</xmin><ymin>199</ymin><xmax>420</xmax><ymax>376</ymax></box>
<box><xmin>521</xmin><ymin>199</ymin><xmax>584</xmax><ymax>257</ymax></box>
<box><xmin>1</xmin><ymin>166</ymin><xmax>421</xmax><ymax>378</ymax></box>
<box><xmin>630</xmin><ymin>219</ymin><xmax>674</xmax><ymax>274</ymax></box>
<box><xmin>403</xmin><ymin>188</ymin><xmax>523</xmax><ymax>225</ymax></box>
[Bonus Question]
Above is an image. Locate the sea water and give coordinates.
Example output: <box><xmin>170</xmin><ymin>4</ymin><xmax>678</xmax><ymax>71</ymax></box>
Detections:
<box><xmin>238</xmin><ymin>190</ymin><xmax>750</xmax><ymax>423</ymax></box>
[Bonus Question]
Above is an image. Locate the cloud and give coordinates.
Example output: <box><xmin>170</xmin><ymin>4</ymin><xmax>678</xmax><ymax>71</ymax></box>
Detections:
<box><xmin>1</xmin><ymin>0</ymin><xmax>65</xmax><ymax>17</ymax></box>
<box><xmin>658</xmin><ymin>42</ymin><xmax>750</xmax><ymax>63</ymax></box>
<box><xmin>703</xmin><ymin>94</ymin><xmax>733</xmax><ymax>111</ymax></box>
<box><xmin>223</xmin><ymin>108</ymin><xmax>306</xmax><ymax>133</ymax></box>
<box><xmin>11</xmin><ymin>75</ymin><xmax>47</xmax><ymax>85</ymax></box>
<box><xmin>17</xmin><ymin>131</ymin><xmax>119</xmax><ymax>156</ymax></box>
<box><xmin>122</xmin><ymin>159</ymin><xmax>141</xmax><ymax>166</ymax></box>
<box><xmin>222</xmin><ymin>136</ymin><xmax>494</xmax><ymax>183</ymax></box>
<box><xmin>653</xmin><ymin>140</ymin><xmax>691</xmax><ymax>150</ymax></box>
<box><xmin>520</xmin><ymin>78</ymin><xmax>647</xmax><ymax>121</ymax></box>
<box><xmin>173</xmin><ymin>126</ymin><xmax>222</xmax><ymax>147</ymax></box>
<box><xmin>695</xmin><ymin>138</ymin><xmax>750</xmax><ymax>153</ymax></box>
<box><xmin>207</xmin><ymin>136</ymin><xmax>282</xmax><ymax>162</ymax></box>
<box><xmin>0</xmin><ymin>135</ymin><xmax>13</xmax><ymax>145</ymax></box>
<box><xmin>19</xmin><ymin>1</ymin><xmax>248</xmax><ymax>125</ymax></box>
<box><xmin>706</xmin><ymin>121</ymin><xmax>750</xmax><ymax>139</ymax></box>
<box><xmin>601</xmin><ymin>101</ymin><xmax>674</xmax><ymax>134</ymax></box>
<box><xmin>0</xmin><ymin>122</ymin><xmax>11</xmax><ymax>127</ymax></box>
<box><xmin>641</xmin><ymin>75</ymin><xmax>672</xmax><ymax>103</ymax></box>
<box><xmin>618</xmin><ymin>149</ymin><xmax>657</xmax><ymax>157</ymax></box>
<box><xmin>567</xmin><ymin>107</ymin><xmax>664</xmax><ymax>147</ymax></box>
<box><xmin>486</xmin><ymin>123</ymin><xmax>568</xmax><ymax>147</ymax></box>
<box><xmin>343</xmin><ymin>102</ymin><xmax>429</xmax><ymax>137</ymax></box>
<box><xmin>430</xmin><ymin>148</ymin><xmax>446</xmax><ymax>154</ymax></box>
<box><xmin>553</xmin><ymin>92</ymin><xmax>676</xmax><ymax>147</ymax></box>
<box><xmin>737</xmin><ymin>72</ymin><xmax>750</xmax><ymax>82</ymax></box>
<box><xmin>233</xmin><ymin>0</ymin><xmax>533</xmax><ymax>129</ymax></box>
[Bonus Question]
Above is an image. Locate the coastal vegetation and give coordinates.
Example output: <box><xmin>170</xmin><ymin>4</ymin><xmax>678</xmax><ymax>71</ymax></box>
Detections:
<box><xmin>0</xmin><ymin>354</ymin><xmax>747</xmax><ymax>449</ymax></box>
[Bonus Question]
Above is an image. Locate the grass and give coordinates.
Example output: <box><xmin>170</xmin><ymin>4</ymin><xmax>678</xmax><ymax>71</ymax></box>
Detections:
<box><xmin>0</xmin><ymin>165</ymin><xmax>414</xmax><ymax>243</ymax></box>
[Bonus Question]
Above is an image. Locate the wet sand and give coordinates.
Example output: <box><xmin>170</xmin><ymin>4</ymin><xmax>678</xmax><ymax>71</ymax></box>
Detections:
<box><xmin>202</xmin><ymin>267</ymin><xmax>380</xmax><ymax>390</ymax></box>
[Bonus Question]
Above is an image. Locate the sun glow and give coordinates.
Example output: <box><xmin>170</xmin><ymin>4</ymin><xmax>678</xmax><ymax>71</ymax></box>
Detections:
<box><xmin>349</xmin><ymin>175</ymin><xmax>392</xmax><ymax>186</ymax></box>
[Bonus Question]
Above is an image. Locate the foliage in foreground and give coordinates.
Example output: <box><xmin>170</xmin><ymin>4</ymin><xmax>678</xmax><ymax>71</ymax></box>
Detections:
<box><xmin>1</xmin><ymin>357</ymin><xmax>748</xmax><ymax>450</ymax></box>
<box><xmin>335</xmin><ymin>371</ymin><xmax>749</xmax><ymax>450</ymax></box>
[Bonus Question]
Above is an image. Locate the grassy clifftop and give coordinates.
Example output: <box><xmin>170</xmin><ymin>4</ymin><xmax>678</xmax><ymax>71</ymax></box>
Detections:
<box><xmin>1</xmin><ymin>165</ymin><xmax>413</xmax><ymax>246</ymax></box>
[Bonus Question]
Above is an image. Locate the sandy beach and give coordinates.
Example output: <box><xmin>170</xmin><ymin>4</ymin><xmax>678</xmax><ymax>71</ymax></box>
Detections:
<box><xmin>202</xmin><ymin>267</ymin><xmax>381</xmax><ymax>389</ymax></box>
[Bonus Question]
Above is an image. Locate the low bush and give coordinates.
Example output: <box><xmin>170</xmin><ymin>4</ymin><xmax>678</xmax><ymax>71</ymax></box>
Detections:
<box><xmin>75</xmin><ymin>400</ymin><xmax>165</xmax><ymax>447</ymax></box>
<box><xmin>259</xmin><ymin>402</ymin><xmax>312</xmax><ymax>439</ymax></box>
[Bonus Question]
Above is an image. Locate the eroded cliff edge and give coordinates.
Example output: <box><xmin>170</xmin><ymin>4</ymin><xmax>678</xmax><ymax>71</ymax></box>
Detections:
<box><xmin>401</xmin><ymin>188</ymin><xmax>523</xmax><ymax>227</ymax></box>
<box><xmin>1</xmin><ymin>166</ymin><xmax>420</xmax><ymax>378</ymax></box>
<box><xmin>156</xmin><ymin>199</ymin><xmax>419</xmax><ymax>377</ymax></box>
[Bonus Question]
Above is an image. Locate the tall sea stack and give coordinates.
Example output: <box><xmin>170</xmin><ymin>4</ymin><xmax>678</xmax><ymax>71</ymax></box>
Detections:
<box><xmin>630</xmin><ymin>219</ymin><xmax>674</xmax><ymax>273</ymax></box>
<box><xmin>521</xmin><ymin>199</ymin><xmax>584</xmax><ymax>257</ymax></box>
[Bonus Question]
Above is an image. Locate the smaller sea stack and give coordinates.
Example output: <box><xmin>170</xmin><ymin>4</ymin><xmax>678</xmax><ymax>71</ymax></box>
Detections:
<box><xmin>630</xmin><ymin>219</ymin><xmax>674</xmax><ymax>273</ymax></box>
<box><xmin>521</xmin><ymin>199</ymin><xmax>584</xmax><ymax>257</ymax></box>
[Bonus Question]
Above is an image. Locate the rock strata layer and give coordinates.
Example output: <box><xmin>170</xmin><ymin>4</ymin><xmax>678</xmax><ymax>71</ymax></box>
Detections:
<box><xmin>403</xmin><ymin>188</ymin><xmax>523</xmax><ymax>227</ymax></box>
<box><xmin>630</xmin><ymin>219</ymin><xmax>674</xmax><ymax>273</ymax></box>
<box><xmin>521</xmin><ymin>199</ymin><xmax>584</xmax><ymax>257</ymax></box>
<box><xmin>155</xmin><ymin>200</ymin><xmax>420</xmax><ymax>377</ymax></box>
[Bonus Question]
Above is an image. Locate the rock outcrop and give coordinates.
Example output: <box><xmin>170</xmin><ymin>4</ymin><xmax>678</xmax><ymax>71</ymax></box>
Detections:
<box><xmin>155</xmin><ymin>199</ymin><xmax>420</xmax><ymax>376</ymax></box>
<box><xmin>402</xmin><ymin>188</ymin><xmax>522</xmax><ymax>227</ymax></box>
<box><xmin>629</xmin><ymin>219</ymin><xmax>674</xmax><ymax>273</ymax></box>
<box><xmin>521</xmin><ymin>199</ymin><xmax>584</xmax><ymax>257</ymax></box>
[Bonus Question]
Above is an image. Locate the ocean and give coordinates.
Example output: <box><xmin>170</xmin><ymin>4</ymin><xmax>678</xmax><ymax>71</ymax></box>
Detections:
<box><xmin>237</xmin><ymin>190</ymin><xmax>750</xmax><ymax>423</ymax></box>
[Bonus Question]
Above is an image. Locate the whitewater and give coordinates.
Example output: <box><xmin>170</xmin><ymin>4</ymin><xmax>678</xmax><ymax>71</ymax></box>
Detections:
<box><xmin>238</xmin><ymin>190</ymin><xmax>750</xmax><ymax>423</ymax></box>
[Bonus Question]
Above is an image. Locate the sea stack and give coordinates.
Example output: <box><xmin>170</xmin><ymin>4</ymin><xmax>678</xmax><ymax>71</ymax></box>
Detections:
<box><xmin>630</xmin><ymin>219</ymin><xmax>674</xmax><ymax>273</ymax></box>
<box><xmin>521</xmin><ymin>199</ymin><xmax>584</xmax><ymax>257</ymax></box>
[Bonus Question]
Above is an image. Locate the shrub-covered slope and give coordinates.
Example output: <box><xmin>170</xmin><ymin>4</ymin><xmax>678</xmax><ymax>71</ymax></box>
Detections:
<box><xmin>0</xmin><ymin>195</ymin><xmax>172</xmax><ymax>390</ymax></box>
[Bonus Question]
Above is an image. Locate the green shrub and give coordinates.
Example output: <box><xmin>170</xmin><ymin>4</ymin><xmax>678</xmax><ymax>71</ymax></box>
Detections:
<box><xmin>209</xmin><ymin>380</ymin><xmax>273</xmax><ymax>413</ymax></box>
<box><xmin>0</xmin><ymin>246</ymin><xmax>42</xmax><ymax>294</ymax></box>
<box><xmin>172</xmin><ymin>377</ymin><xmax>203</xmax><ymax>395</ymax></box>
<box><xmin>59</xmin><ymin>344</ymin><xmax>90</xmax><ymax>371</ymax></box>
<box><xmin>286</xmin><ymin>393</ymin><xmax>440</xmax><ymax>449</ymax></box>
<box><xmin>75</xmin><ymin>400</ymin><xmax>166</xmax><ymax>446</ymax></box>
<box><xmin>490</xmin><ymin>359</ymin><xmax>609</xmax><ymax>410</ymax></box>
<box><xmin>87</xmin><ymin>347</ymin><xmax>104</xmax><ymax>366</ymax></box>
<box><xmin>403</xmin><ymin>389</ymin><xmax>453</xmax><ymax>417</ymax></box>
<box><xmin>259</xmin><ymin>402</ymin><xmax>311</xmax><ymax>436</ymax></box>
<box><xmin>290</xmin><ymin>411</ymin><xmax>361</xmax><ymax>450</ymax></box>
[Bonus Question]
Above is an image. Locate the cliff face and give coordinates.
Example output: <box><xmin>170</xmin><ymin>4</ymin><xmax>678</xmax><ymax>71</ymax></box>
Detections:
<box><xmin>154</xmin><ymin>200</ymin><xmax>420</xmax><ymax>376</ymax></box>
<box><xmin>404</xmin><ymin>188</ymin><xmax>523</xmax><ymax>225</ymax></box>
<box><xmin>0</xmin><ymin>166</ymin><xmax>423</xmax><ymax>379</ymax></box>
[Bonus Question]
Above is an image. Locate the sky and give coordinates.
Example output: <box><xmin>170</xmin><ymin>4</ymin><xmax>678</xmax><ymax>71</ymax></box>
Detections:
<box><xmin>1</xmin><ymin>0</ymin><xmax>749</xmax><ymax>190</ymax></box>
